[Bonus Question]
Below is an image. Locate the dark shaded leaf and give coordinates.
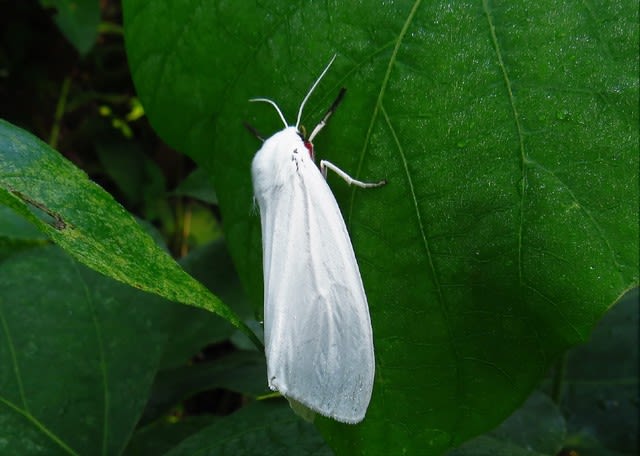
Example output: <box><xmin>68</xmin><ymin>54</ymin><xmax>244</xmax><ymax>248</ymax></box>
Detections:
<box><xmin>160</xmin><ymin>240</ymin><xmax>254</xmax><ymax>369</ymax></box>
<box><xmin>0</xmin><ymin>246</ymin><xmax>172</xmax><ymax>455</ymax></box>
<box><xmin>172</xmin><ymin>168</ymin><xmax>218</xmax><ymax>205</ymax></box>
<box><xmin>142</xmin><ymin>351</ymin><xmax>267</xmax><ymax>424</ymax></box>
<box><xmin>163</xmin><ymin>402</ymin><xmax>331</xmax><ymax>456</ymax></box>
<box><xmin>0</xmin><ymin>207</ymin><xmax>49</xmax><ymax>260</ymax></box>
<box><xmin>124</xmin><ymin>415</ymin><xmax>219</xmax><ymax>456</ymax></box>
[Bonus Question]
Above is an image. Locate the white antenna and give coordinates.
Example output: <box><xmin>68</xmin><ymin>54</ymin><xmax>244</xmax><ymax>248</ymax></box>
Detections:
<box><xmin>295</xmin><ymin>54</ymin><xmax>337</xmax><ymax>128</ymax></box>
<box><xmin>249</xmin><ymin>54</ymin><xmax>337</xmax><ymax>130</ymax></box>
<box><xmin>249</xmin><ymin>97</ymin><xmax>288</xmax><ymax>128</ymax></box>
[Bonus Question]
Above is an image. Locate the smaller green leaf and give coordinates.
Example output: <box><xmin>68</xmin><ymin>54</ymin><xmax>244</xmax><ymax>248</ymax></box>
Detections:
<box><xmin>0</xmin><ymin>119</ymin><xmax>259</xmax><ymax>347</ymax></box>
<box><xmin>162</xmin><ymin>402</ymin><xmax>331</xmax><ymax>456</ymax></box>
<box><xmin>160</xmin><ymin>240</ymin><xmax>254</xmax><ymax>369</ymax></box>
<box><xmin>172</xmin><ymin>167</ymin><xmax>218</xmax><ymax>205</ymax></box>
<box><xmin>142</xmin><ymin>351</ymin><xmax>267</xmax><ymax>424</ymax></box>
<box><xmin>95</xmin><ymin>140</ymin><xmax>148</xmax><ymax>207</ymax></box>
<box><xmin>39</xmin><ymin>0</ymin><xmax>100</xmax><ymax>55</ymax></box>
<box><xmin>124</xmin><ymin>416</ymin><xmax>219</xmax><ymax>456</ymax></box>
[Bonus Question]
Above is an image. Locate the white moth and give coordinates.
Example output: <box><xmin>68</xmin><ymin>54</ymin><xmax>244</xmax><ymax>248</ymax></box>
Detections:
<box><xmin>250</xmin><ymin>56</ymin><xmax>384</xmax><ymax>424</ymax></box>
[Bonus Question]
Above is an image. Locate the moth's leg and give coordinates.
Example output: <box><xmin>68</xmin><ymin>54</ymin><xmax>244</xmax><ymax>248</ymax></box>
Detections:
<box><xmin>320</xmin><ymin>160</ymin><xmax>386</xmax><ymax>188</ymax></box>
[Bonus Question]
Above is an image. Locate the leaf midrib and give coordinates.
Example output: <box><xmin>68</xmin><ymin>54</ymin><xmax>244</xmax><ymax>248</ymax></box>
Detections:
<box><xmin>0</xmin><ymin>258</ymin><xmax>109</xmax><ymax>456</ymax></box>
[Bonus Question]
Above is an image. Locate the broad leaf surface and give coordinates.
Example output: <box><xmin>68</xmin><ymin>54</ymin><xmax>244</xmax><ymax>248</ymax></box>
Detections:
<box><xmin>0</xmin><ymin>246</ymin><xmax>172</xmax><ymax>455</ymax></box>
<box><xmin>0</xmin><ymin>120</ymin><xmax>255</xmax><ymax>343</ymax></box>
<box><xmin>123</xmin><ymin>1</ymin><xmax>639</xmax><ymax>454</ymax></box>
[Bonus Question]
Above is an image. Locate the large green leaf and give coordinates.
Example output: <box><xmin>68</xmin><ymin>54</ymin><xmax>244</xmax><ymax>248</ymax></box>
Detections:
<box><xmin>0</xmin><ymin>119</ymin><xmax>258</xmax><ymax>345</ymax></box>
<box><xmin>123</xmin><ymin>1</ymin><xmax>639</xmax><ymax>454</ymax></box>
<box><xmin>0</xmin><ymin>245</ymin><xmax>172</xmax><ymax>455</ymax></box>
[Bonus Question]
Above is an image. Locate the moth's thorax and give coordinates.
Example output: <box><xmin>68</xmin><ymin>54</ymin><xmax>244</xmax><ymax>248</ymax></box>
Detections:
<box><xmin>251</xmin><ymin>126</ymin><xmax>315</xmax><ymax>201</ymax></box>
<box><xmin>303</xmin><ymin>140</ymin><xmax>315</xmax><ymax>161</ymax></box>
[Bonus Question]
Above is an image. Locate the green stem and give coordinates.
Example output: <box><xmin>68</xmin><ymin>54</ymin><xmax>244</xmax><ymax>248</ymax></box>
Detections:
<box><xmin>49</xmin><ymin>76</ymin><xmax>71</xmax><ymax>149</ymax></box>
<box><xmin>98</xmin><ymin>21</ymin><xmax>124</xmax><ymax>36</ymax></box>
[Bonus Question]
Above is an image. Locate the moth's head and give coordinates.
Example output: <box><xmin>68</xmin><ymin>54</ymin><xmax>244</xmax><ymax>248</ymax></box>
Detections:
<box><xmin>297</xmin><ymin>125</ymin><xmax>315</xmax><ymax>160</ymax></box>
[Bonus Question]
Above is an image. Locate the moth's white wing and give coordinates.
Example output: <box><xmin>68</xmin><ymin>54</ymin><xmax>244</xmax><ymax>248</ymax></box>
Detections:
<box><xmin>252</xmin><ymin>127</ymin><xmax>375</xmax><ymax>424</ymax></box>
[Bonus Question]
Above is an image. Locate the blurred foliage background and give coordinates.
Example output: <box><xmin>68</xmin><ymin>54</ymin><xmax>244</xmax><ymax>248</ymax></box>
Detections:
<box><xmin>1</xmin><ymin>0</ymin><xmax>221</xmax><ymax>257</ymax></box>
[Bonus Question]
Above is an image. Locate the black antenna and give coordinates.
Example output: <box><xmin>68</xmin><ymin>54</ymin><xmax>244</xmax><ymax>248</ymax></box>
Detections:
<box><xmin>308</xmin><ymin>88</ymin><xmax>347</xmax><ymax>141</ymax></box>
<box><xmin>243</xmin><ymin>121</ymin><xmax>265</xmax><ymax>142</ymax></box>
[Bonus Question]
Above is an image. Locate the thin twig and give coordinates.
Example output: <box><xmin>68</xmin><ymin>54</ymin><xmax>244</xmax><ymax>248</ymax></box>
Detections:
<box><xmin>49</xmin><ymin>76</ymin><xmax>71</xmax><ymax>149</ymax></box>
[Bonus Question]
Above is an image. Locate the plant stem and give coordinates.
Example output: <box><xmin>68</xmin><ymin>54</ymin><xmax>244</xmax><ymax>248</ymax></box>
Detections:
<box><xmin>98</xmin><ymin>21</ymin><xmax>124</xmax><ymax>36</ymax></box>
<box><xmin>49</xmin><ymin>76</ymin><xmax>71</xmax><ymax>149</ymax></box>
<box><xmin>179</xmin><ymin>201</ymin><xmax>192</xmax><ymax>257</ymax></box>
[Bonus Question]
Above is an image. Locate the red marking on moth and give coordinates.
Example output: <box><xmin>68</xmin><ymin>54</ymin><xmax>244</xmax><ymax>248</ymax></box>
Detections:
<box><xmin>304</xmin><ymin>141</ymin><xmax>315</xmax><ymax>161</ymax></box>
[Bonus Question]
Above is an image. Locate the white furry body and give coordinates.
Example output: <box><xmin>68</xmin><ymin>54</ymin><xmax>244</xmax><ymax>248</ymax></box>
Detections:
<box><xmin>252</xmin><ymin>127</ymin><xmax>375</xmax><ymax>424</ymax></box>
